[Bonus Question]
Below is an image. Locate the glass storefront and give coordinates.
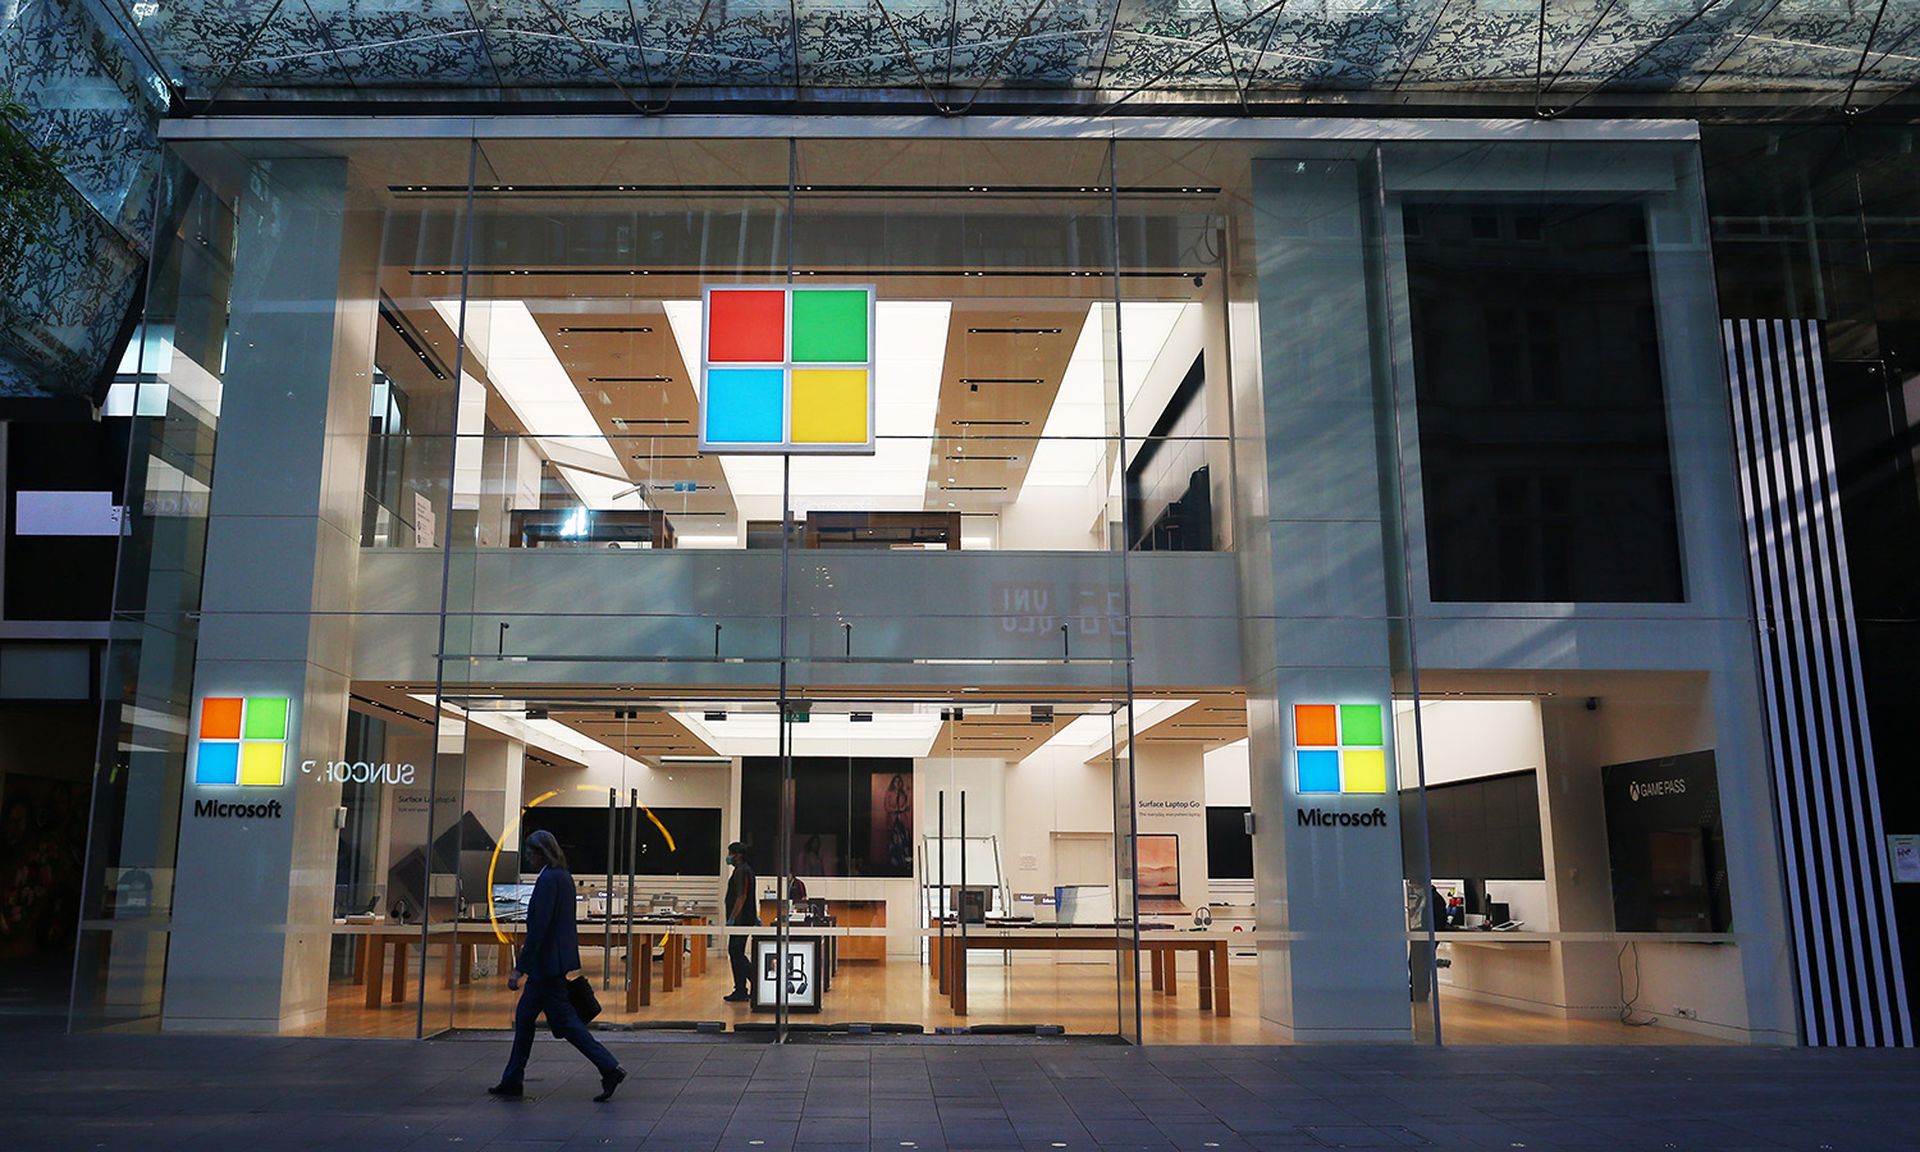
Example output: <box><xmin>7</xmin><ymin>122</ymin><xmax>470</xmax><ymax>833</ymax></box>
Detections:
<box><xmin>75</xmin><ymin>124</ymin><xmax>1797</xmax><ymax>1047</ymax></box>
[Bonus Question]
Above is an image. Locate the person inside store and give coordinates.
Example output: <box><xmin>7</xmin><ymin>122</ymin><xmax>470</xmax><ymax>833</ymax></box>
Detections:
<box><xmin>724</xmin><ymin>841</ymin><xmax>759</xmax><ymax>1003</ymax></box>
<box><xmin>489</xmin><ymin>829</ymin><xmax>626</xmax><ymax>1103</ymax></box>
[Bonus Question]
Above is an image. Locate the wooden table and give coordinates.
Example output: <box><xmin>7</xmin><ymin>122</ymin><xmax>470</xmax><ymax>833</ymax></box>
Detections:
<box><xmin>346</xmin><ymin>915</ymin><xmax>710</xmax><ymax>1012</ymax></box>
<box><xmin>930</xmin><ymin>926</ymin><xmax>1231</xmax><ymax>1018</ymax></box>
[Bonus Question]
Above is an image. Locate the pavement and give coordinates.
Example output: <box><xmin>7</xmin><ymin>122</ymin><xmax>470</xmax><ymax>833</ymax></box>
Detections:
<box><xmin>5</xmin><ymin>1029</ymin><xmax>1920</xmax><ymax>1152</ymax></box>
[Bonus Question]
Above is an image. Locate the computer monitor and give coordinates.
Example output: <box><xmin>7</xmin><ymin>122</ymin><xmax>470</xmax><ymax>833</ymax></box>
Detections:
<box><xmin>491</xmin><ymin>883</ymin><xmax>536</xmax><ymax>920</ymax></box>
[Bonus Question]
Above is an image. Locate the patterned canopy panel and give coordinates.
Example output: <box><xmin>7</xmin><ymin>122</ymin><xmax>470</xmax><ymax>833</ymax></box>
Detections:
<box><xmin>75</xmin><ymin>0</ymin><xmax>1920</xmax><ymax>106</ymax></box>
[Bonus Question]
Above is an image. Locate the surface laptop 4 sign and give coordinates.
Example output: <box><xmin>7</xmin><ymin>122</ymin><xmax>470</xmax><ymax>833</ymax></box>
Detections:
<box><xmin>699</xmin><ymin>285</ymin><xmax>877</xmax><ymax>455</ymax></box>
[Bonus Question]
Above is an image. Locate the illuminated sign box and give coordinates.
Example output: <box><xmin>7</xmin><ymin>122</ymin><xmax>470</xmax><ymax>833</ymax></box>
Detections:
<box><xmin>193</xmin><ymin>696</ymin><xmax>289</xmax><ymax>787</ymax></box>
<box><xmin>699</xmin><ymin>285</ymin><xmax>876</xmax><ymax>455</ymax></box>
<box><xmin>1293</xmin><ymin>703</ymin><xmax>1387</xmax><ymax>795</ymax></box>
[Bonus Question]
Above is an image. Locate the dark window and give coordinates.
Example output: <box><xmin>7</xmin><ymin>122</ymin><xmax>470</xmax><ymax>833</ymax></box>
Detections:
<box><xmin>4</xmin><ymin>420</ymin><xmax>129</xmax><ymax>620</ymax></box>
<box><xmin>1125</xmin><ymin>353</ymin><xmax>1214</xmax><ymax>552</ymax></box>
<box><xmin>1403</xmin><ymin>201</ymin><xmax>1685</xmax><ymax>602</ymax></box>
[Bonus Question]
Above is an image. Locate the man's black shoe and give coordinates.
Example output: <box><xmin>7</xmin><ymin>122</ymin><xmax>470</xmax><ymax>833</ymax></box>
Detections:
<box><xmin>486</xmin><ymin>1082</ymin><xmax>524</xmax><ymax>1099</ymax></box>
<box><xmin>723</xmin><ymin>990</ymin><xmax>750</xmax><ymax>1002</ymax></box>
<box><xmin>594</xmin><ymin>1068</ymin><xmax>627</xmax><ymax>1103</ymax></box>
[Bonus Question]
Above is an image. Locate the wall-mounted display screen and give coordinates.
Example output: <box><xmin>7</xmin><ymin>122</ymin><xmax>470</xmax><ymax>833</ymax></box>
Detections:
<box><xmin>518</xmin><ymin>805</ymin><xmax>723</xmax><ymax>877</ymax></box>
<box><xmin>740</xmin><ymin>757</ymin><xmax>914</xmax><ymax>877</ymax></box>
<box><xmin>1205</xmin><ymin>806</ymin><xmax>1253</xmax><ymax>879</ymax></box>
<box><xmin>1423</xmin><ymin>769</ymin><xmax>1545</xmax><ymax>882</ymax></box>
<box><xmin>1601</xmin><ymin>750</ymin><xmax>1730</xmax><ymax>933</ymax></box>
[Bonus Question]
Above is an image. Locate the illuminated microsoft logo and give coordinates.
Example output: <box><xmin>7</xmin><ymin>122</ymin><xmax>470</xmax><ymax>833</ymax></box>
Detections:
<box><xmin>698</xmin><ymin>285</ymin><xmax>875</xmax><ymax>454</ymax></box>
<box><xmin>193</xmin><ymin>697</ymin><xmax>289</xmax><ymax>786</ymax></box>
<box><xmin>1293</xmin><ymin>703</ymin><xmax>1387</xmax><ymax>795</ymax></box>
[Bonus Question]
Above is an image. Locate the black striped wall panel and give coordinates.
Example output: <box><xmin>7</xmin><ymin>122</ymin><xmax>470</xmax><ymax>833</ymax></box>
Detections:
<box><xmin>1723</xmin><ymin>317</ymin><xmax>1913</xmax><ymax>1046</ymax></box>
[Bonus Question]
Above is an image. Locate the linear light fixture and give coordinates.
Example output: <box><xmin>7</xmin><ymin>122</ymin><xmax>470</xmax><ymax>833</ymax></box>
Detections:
<box><xmin>430</xmin><ymin>299</ymin><xmax>638</xmax><ymax>511</ymax></box>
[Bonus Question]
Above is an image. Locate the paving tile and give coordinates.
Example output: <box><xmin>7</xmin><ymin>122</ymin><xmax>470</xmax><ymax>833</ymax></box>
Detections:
<box><xmin>11</xmin><ymin>1031</ymin><xmax>1920</xmax><ymax>1152</ymax></box>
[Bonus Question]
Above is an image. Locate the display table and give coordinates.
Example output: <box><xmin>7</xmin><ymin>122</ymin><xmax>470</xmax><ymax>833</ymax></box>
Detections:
<box><xmin>761</xmin><ymin>899</ymin><xmax>886</xmax><ymax>962</ymax></box>
<box><xmin>342</xmin><ymin>914</ymin><xmax>708</xmax><ymax>1012</ymax></box>
<box><xmin>927</xmin><ymin>923</ymin><xmax>1232</xmax><ymax>1018</ymax></box>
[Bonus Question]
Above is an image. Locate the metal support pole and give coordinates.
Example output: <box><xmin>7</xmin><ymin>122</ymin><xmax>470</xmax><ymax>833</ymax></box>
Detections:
<box><xmin>959</xmin><ymin>791</ymin><xmax>968</xmax><ymax>962</ymax></box>
<box><xmin>626</xmin><ymin>787</ymin><xmax>638</xmax><ymax>993</ymax></box>
<box><xmin>936</xmin><ymin>790</ymin><xmax>946</xmax><ymax>967</ymax></box>
<box><xmin>604</xmin><ymin>786</ymin><xmax>615</xmax><ymax>989</ymax></box>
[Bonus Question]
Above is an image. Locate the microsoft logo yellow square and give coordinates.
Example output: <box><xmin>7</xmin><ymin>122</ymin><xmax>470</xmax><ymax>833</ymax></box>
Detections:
<box><xmin>194</xmin><ymin>697</ymin><xmax>288</xmax><ymax>786</ymax></box>
<box><xmin>1294</xmin><ymin>703</ymin><xmax>1388</xmax><ymax>795</ymax></box>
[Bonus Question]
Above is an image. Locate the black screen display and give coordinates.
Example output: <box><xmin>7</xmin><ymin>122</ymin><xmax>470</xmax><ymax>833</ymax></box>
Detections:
<box><xmin>1601</xmin><ymin>750</ymin><xmax>1730</xmax><ymax>932</ymax></box>
<box><xmin>518</xmin><ymin>805</ymin><xmax>723</xmax><ymax>877</ymax></box>
<box><xmin>1205</xmin><ymin>806</ymin><xmax>1253</xmax><ymax>880</ymax></box>
<box><xmin>1424</xmin><ymin>770</ymin><xmax>1545</xmax><ymax>882</ymax></box>
<box><xmin>740</xmin><ymin>758</ymin><xmax>915</xmax><ymax>877</ymax></box>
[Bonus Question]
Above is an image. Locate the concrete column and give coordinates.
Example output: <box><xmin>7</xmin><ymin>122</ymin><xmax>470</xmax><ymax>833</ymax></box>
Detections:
<box><xmin>162</xmin><ymin>158</ymin><xmax>377</xmax><ymax>1033</ymax></box>
<box><xmin>1235</xmin><ymin>156</ymin><xmax>1413</xmax><ymax>1040</ymax></box>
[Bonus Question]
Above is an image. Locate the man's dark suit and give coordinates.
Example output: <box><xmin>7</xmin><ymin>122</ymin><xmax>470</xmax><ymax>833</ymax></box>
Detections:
<box><xmin>516</xmin><ymin>866</ymin><xmax>585</xmax><ymax>979</ymax></box>
<box><xmin>498</xmin><ymin>867</ymin><xmax>618</xmax><ymax>1089</ymax></box>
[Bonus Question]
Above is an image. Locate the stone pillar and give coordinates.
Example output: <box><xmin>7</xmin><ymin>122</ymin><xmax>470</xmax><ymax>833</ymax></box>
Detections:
<box><xmin>162</xmin><ymin>158</ymin><xmax>377</xmax><ymax>1032</ymax></box>
<box><xmin>1235</xmin><ymin>156</ymin><xmax>1413</xmax><ymax>1040</ymax></box>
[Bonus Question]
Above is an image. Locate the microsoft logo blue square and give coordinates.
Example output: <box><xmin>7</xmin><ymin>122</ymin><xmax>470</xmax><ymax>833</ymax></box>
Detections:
<box><xmin>196</xmin><ymin>741</ymin><xmax>240</xmax><ymax>785</ymax></box>
<box><xmin>1296</xmin><ymin>749</ymin><xmax>1341</xmax><ymax>794</ymax></box>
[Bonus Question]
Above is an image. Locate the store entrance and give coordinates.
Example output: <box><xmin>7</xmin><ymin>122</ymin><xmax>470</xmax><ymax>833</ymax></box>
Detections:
<box><xmin>324</xmin><ymin>687</ymin><xmax>1174</xmax><ymax>1041</ymax></box>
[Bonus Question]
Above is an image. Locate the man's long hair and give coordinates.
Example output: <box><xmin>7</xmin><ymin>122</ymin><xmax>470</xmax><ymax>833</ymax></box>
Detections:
<box><xmin>524</xmin><ymin>829</ymin><xmax>568</xmax><ymax>872</ymax></box>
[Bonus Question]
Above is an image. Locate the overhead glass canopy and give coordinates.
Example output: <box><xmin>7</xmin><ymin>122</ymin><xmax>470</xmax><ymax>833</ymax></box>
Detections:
<box><xmin>90</xmin><ymin>0</ymin><xmax>1920</xmax><ymax>112</ymax></box>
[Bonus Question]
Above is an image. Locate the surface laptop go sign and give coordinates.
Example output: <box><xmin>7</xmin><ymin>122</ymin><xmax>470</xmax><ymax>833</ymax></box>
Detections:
<box><xmin>192</xmin><ymin>697</ymin><xmax>289</xmax><ymax>787</ymax></box>
<box><xmin>699</xmin><ymin>285</ymin><xmax>876</xmax><ymax>455</ymax></box>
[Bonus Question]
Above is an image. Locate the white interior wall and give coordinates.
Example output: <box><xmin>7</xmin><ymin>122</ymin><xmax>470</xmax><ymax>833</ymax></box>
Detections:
<box><xmin>1131</xmin><ymin>743</ymin><xmax>1209</xmax><ymax>908</ymax></box>
<box><xmin>1003</xmin><ymin>744</ymin><xmax>1115</xmax><ymax>897</ymax></box>
<box><xmin>1392</xmin><ymin>701</ymin><xmax>1562</xmax><ymax>1013</ymax></box>
<box><xmin>1538</xmin><ymin>680</ymin><xmax>1748</xmax><ymax>1039</ymax></box>
<box><xmin>999</xmin><ymin>473</ymin><xmax>1106</xmax><ymax>550</ymax></box>
<box><xmin>1393</xmin><ymin>699</ymin><xmax>1546</xmax><ymax>788</ymax></box>
<box><xmin>1203</xmin><ymin>740</ymin><xmax>1250</xmax><ymax>807</ymax></box>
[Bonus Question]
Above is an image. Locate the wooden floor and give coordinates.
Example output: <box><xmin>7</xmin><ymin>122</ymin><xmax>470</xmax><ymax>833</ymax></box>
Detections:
<box><xmin>320</xmin><ymin>941</ymin><xmax>1733</xmax><ymax>1046</ymax></box>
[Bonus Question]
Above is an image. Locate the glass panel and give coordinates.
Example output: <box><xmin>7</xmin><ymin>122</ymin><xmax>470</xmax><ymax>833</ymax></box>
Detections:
<box><xmin>1378</xmin><ymin>137</ymin><xmax>1779</xmax><ymax>1045</ymax></box>
<box><xmin>71</xmin><ymin>155</ymin><xmax>229</xmax><ymax>1033</ymax></box>
<box><xmin>786</xmin><ymin>136</ymin><xmax>1135</xmax><ymax>1040</ymax></box>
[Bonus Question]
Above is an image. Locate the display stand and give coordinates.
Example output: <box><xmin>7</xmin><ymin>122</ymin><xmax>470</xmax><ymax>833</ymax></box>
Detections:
<box><xmin>918</xmin><ymin>834</ymin><xmax>1009</xmax><ymax>923</ymax></box>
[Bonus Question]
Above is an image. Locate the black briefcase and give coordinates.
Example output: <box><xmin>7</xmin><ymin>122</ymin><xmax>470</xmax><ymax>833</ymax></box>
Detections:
<box><xmin>566</xmin><ymin>975</ymin><xmax>603</xmax><ymax>1024</ymax></box>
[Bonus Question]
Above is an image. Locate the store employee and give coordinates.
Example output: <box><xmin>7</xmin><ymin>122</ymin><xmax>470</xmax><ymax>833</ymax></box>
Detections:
<box><xmin>724</xmin><ymin>842</ymin><xmax>758</xmax><ymax>1003</ymax></box>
